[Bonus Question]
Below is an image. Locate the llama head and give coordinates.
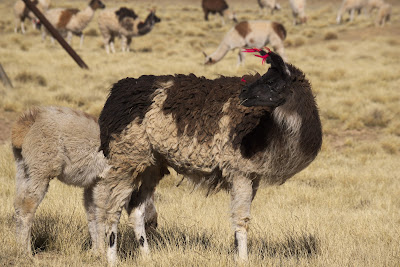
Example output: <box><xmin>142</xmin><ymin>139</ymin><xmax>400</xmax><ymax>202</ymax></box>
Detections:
<box><xmin>275</xmin><ymin>3</ymin><xmax>281</xmax><ymax>11</ymax></box>
<box><xmin>147</xmin><ymin>9</ymin><xmax>161</xmax><ymax>24</ymax></box>
<box><xmin>239</xmin><ymin>49</ymin><xmax>291</xmax><ymax>108</ymax></box>
<box><xmin>202</xmin><ymin>51</ymin><xmax>215</xmax><ymax>65</ymax></box>
<box><xmin>89</xmin><ymin>0</ymin><xmax>105</xmax><ymax>10</ymax></box>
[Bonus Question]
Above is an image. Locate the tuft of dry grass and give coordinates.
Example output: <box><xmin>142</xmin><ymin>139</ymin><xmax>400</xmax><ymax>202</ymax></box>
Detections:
<box><xmin>15</xmin><ymin>72</ymin><xmax>47</xmax><ymax>87</ymax></box>
<box><xmin>324</xmin><ymin>31</ymin><xmax>338</xmax><ymax>40</ymax></box>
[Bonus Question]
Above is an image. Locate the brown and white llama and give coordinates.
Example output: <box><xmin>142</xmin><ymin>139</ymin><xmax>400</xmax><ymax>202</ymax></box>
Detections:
<box><xmin>95</xmin><ymin>49</ymin><xmax>322</xmax><ymax>264</ymax></box>
<box><xmin>42</xmin><ymin>0</ymin><xmax>105</xmax><ymax>48</ymax></box>
<box><xmin>12</xmin><ymin>106</ymin><xmax>157</xmax><ymax>254</ymax></box>
<box><xmin>98</xmin><ymin>7</ymin><xmax>161</xmax><ymax>53</ymax></box>
<box><xmin>202</xmin><ymin>0</ymin><xmax>238</xmax><ymax>25</ymax></box>
<box><xmin>203</xmin><ymin>20</ymin><xmax>287</xmax><ymax>65</ymax></box>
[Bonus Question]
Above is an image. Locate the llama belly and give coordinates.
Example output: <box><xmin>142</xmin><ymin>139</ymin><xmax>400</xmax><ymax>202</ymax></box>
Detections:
<box><xmin>59</xmin><ymin>150</ymin><xmax>108</xmax><ymax>187</ymax></box>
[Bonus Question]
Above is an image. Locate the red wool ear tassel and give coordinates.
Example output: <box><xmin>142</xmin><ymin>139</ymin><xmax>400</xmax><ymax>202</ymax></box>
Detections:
<box><xmin>242</xmin><ymin>47</ymin><xmax>271</xmax><ymax>65</ymax></box>
<box><xmin>241</xmin><ymin>77</ymin><xmax>246</xmax><ymax>83</ymax></box>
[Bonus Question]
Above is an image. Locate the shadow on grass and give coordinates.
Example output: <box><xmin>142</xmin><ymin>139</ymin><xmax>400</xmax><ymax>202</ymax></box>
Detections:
<box><xmin>248</xmin><ymin>232</ymin><xmax>320</xmax><ymax>259</ymax></box>
<box><xmin>118</xmin><ymin>224</ymin><xmax>320</xmax><ymax>260</ymax></box>
<box><xmin>10</xmin><ymin>214</ymin><xmax>319</xmax><ymax>260</ymax></box>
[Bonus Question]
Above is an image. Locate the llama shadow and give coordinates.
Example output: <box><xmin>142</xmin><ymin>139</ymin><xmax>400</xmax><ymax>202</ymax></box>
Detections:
<box><xmin>27</xmin><ymin>215</ymin><xmax>319</xmax><ymax>260</ymax></box>
<box><xmin>246</xmin><ymin>233</ymin><xmax>320</xmax><ymax>259</ymax></box>
<box><xmin>30</xmin><ymin>215</ymin><xmax>91</xmax><ymax>254</ymax></box>
<box><xmin>117</xmin><ymin>224</ymin><xmax>213</xmax><ymax>258</ymax></box>
<box><xmin>118</xmin><ymin>225</ymin><xmax>319</xmax><ymax>260</ymax></box>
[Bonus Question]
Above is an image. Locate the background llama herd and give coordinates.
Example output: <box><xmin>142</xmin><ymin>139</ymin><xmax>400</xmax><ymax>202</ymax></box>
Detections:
<box><xmin>13</xmin><ymin>0</ymin><xmax>392</xmax><ymax>64</ymax></box>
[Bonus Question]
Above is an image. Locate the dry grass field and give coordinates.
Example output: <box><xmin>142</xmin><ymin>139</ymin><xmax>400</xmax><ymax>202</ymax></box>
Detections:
<box><xmin>1</xmin><ymin>0</ymin><xmax>400</xmax><ymax>266</ymax></box>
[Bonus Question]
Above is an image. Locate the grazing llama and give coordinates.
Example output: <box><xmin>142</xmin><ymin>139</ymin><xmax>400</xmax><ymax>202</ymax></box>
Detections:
<box><xmin>203</xmin><ymin>20</ymin><xmax>287</xmax><ymax>65</ymax></box>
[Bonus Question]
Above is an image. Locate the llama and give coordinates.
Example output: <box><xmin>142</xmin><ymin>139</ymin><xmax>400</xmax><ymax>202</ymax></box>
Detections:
<box><xmin>289</xmin><ymin>0</ymin><xmax>307</xmax><ymax>25</ymax></box>
<box><xmin>258</xmin><ymin>0</ymin><xmax>281</xmax><ymax>15</ymax></box>
<box><xmin>98</xmin><ymin>7</ymin><xmax>161</xmax><ymax>54</ymax></box>
<box><xmin>203</xmin><ymin>20</ymin><xmax>287</xmax><ymax>65</ymax></box>
<box><xmin>367</xmin><ymin>0</ymin><xmax>386</xmax><ymax>13</ymax></box>
<box><xmin>336</xmin><ymin>0</ymin><xmax>385</xmax><ymax>24</ymax></box>
<box><xmin>375</xmin><ymin>3</ymin><xmax>391</xmax><ymax>26</ymax></box>
<box><xmin>13</xmin><ymin>0</ymin><xmax>51</xmax><ymax>34</ymax></box>
<box><xmin>95</xmin><ymin>48</ymin><xmax>322</xmax><ymax>264</ymax></box>
<box><xmin>12</xmin><ymin>106</ymin><xmax>157</xmax><ymax>254</ymax></box>
<box><xmin>202</xmin><ymin>0</ymin><xmax>238</xmax><ymax>25</ymax></box>
<box><xmin>42</xmin><ymin>0</ymin><xmax>105</xmax><ymax>48</ymax></box>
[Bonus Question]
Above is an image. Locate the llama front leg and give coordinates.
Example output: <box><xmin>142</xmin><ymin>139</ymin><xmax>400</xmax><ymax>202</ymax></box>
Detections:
<box><xmin>126</xmin><ymin>37</ymin><xmax>132</xmax><ymax>53</ymax></box>
<box><xmin>237</xmin><ymin>51</ymin><xmax>245</xmax><ymax>66</ymax></box>
<box><xmin>126</xmin><ymin>167</ymin><xmax>162</xmax><ymax>256</ymax></box>
<box><xmin>67</xmin><ymin>31</ymin><xmax>73</xmax><ymax>45</ymax></box>
<box><xmin>230</xmin><ymin>176</ymin><xmax>260</xmax><ymax>261</ymax></box>
<box><xmin>20</xmin><ymin>21</ymin><xmax>26</xmax><ymax>34</ymax></box>
<box><xmin>79</xmin><ymin>33</ymin><xmax>84</xmax><ymax>49</ymax></box>
<box><xmin>350</xmin><ymin>9</ymin><xmax>355</xmax><ymax>22</ymax></box>
<box><xmin>230</xmin><ymin>175</ymin><xmax>255</xmax><ymax>261</ymax></box>
<box><xmin>94</xmin><ymin>171</ymin><xmax>135</xmax><ymax>265</ymax></box>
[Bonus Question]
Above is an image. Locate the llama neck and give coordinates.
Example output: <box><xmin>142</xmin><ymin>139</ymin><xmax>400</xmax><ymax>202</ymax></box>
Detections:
<box><xmin>78</xmin><ymin>5</ymin><xmax>95</xmax><ymax>26</ymax></box>
<box><xmin>137</xmin><ymin>14</ymin><xmax>155</xmax><ymax>35</ymax></box>
<box><xmin>272</xmin><ymin>66</ymin><xmax>322</xmax><ymax>158</ymax></box>
<box><xmin>209</xmin><ymin>42</ymin><xmax>230</xmax><ymax>63</ymax></box>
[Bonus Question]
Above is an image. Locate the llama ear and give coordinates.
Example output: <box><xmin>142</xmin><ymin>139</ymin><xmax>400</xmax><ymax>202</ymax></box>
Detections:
<box><xmin>202</xmin><ymin>51</ymin><xmax>208</xmax><ymax>58</ymax></box>
<box><xmin>266</xmin><ymin>51</ymin><xmax>291</xmax><ymax>78</ymax></box>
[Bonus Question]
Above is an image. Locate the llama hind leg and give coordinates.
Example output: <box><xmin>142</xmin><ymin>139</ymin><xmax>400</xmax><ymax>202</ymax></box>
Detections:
<box><xmin>84</xmin><ymin>186</ymin><xmax>98</xmax><ymax>253</ymax></box>
<box><xmin>14</xmin><ymin>159</ymin><xmax>50</xmax><ymax>254</ymax></box>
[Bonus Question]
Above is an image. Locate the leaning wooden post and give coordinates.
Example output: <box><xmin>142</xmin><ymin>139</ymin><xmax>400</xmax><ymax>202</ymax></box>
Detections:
<box><xmin>22</xmin><ymin>0</ymin><xmax>89</xmax><ymax>69</ymax></box>
<box><xmin>0</xmin><ymin>63</ymin><xmax>13</xmax><ymax>89</ymax></box>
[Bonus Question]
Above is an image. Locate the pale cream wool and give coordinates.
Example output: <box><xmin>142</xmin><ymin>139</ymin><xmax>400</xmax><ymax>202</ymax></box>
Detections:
<box><xmin>12</xmin><ymin>106</ymin><xmax>157</xmax><ymax>255</ymax></box>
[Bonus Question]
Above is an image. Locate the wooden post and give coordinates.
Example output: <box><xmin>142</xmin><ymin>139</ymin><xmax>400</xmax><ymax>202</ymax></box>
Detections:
<box><xmin>22</xmin><ymin>0</ymin><xmax>89</xmax><ymax>69</ymax></box>
<box><xmin>0</xmin><ymin>64</ymin><xmax>13</xmax><ymax>89</ymax></box>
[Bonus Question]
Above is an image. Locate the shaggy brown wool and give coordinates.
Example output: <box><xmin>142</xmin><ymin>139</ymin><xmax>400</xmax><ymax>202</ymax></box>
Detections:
<box><xmin>99</xmin><ymin>75</ymin><xmax>172</xmax><ymax>156</ymax></box>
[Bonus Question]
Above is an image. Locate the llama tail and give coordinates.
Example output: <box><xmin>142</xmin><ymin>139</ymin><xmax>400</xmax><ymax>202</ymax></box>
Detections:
<box><xmin>11</xmin><ymin>107</ymin><xmax>41</xmax><ymax>150</ymax></box>
<box><xmin>272</xmin><ymin>22</ymin><xmax>286</xmax><ymax>41</ymax></box>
